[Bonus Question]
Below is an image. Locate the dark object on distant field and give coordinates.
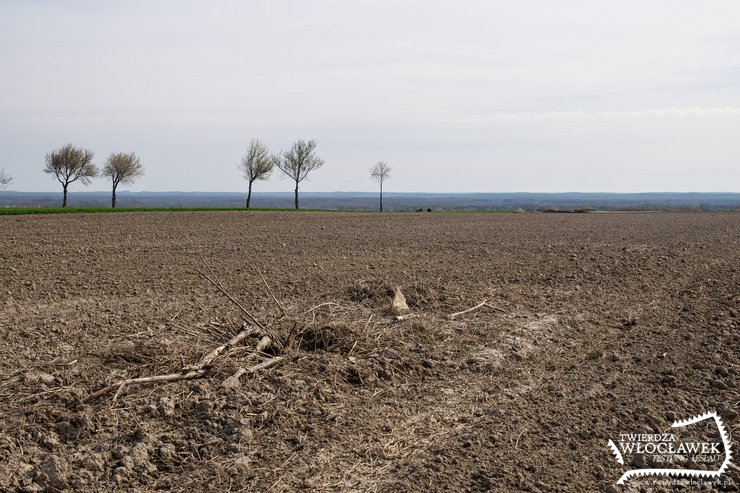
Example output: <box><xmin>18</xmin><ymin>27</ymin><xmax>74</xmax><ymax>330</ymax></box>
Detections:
<box><xmin>427</xmin><ymin>208</ymin><xmax>432</xmax><ymax>212</ymax></box>
<box><xmin>542</xmin><ymin>208</ymin><xmax>593</xmax><ymax>213</ymax></box>
<box><xmin>43</xmin><ymin>144</ymin><xmax>99</xmax><ymax>207</ymax></box>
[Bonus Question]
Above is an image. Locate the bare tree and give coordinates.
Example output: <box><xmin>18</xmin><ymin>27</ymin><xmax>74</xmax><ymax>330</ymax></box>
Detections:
<box><xmin>103</xmin><ymin>152</ymin><xmax>144</xmax><ymax>208</ymax></box>
<box><xmin>43</xmin><ymin>144</ymin><xmax>99</xmax><ymax>207</ymax></box>
<box><xmin>275</xmin><ymin>139</ymin><xmax>324</xmax><ymax>210</ymax></box>
<box><xmin>238</xmin><ymin>139</ymin><xmax>274</xmax><ymax>208</ymax></box>
<box><xmin>0</xmin><ymin>168</ymin><xmax>12</xmax><ymax>189</ymax></box>
<box><xmin>370</xmin><ymin>161</ymin><xmax>392</xmax><ymax>212</ymax></box>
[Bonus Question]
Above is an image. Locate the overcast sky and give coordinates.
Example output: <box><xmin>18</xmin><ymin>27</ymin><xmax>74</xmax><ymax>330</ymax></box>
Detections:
<box><xmin>1</xmin><ymin>0</ymin><xmax>739</xmax><ymax>193</ymax></box>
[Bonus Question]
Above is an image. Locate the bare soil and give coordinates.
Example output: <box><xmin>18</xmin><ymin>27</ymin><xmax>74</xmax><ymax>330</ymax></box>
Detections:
<box><xmin>0</xmin><ymin>211</ymin><xmax>738</xmax><ymax>492</ymax></box>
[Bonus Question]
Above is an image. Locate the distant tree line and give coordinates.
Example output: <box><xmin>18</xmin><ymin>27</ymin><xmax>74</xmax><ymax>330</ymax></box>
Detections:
<box><xmin>4</xmin><ymin>140</ymin><xmax>393</xmax><ymax>210</ymax></box>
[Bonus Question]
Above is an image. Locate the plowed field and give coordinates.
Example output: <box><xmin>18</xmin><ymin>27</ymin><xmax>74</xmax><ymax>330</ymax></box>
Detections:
<box><xmin>1</xmin><ymin>211</ymin><xmax>737</xmax><ymax>492</ymax></box>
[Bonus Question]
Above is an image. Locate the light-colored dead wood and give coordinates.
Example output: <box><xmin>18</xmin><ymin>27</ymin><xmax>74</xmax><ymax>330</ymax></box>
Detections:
<box><xmin>186</xmin><ymin>326</ymin><xmax>263</xmax><ymax>371</ymax></box>
<box><xmin>449</xmin><ymin>300</ymin><xmax>488</xmax><ymax>320</ymax></box>
<box><xmin>84</xmin><ymin>325</ymin><xmax>264</xmax><ymax>403</ymax></box>
<box><xmin>483</xmin><ymin>302</ymin><xmax>506</xmax><ymax>313</ymax></box>
<box><xmin>82</xmin><ymin>369</ymin><xmax>207</xmax><ymax>403</ymax></box>
<box><xmin>391</xmin><ymin>287</ymin><xmax>409</xmax><ymax>315</ymax></box>
<box><xmin>222</xmin><ymin>356</ymin><xmax>286</xmax><ymax>388</ymax></box>
<box><xmin>255</xmin><ymin>335</ymin><xmax>273</xmax><ymax>353</ymax></box>
<box><xmin>394</xmin><ymin>313</ymin><xmax>417</xmax><ymax>321</ymax></box>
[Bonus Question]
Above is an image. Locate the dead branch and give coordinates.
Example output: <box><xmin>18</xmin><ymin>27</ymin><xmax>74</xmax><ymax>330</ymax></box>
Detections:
<box><xmin>198</xmin><ymin>259</ymin><xmax>269</xmax><ymax>334</ymax></box>
<box><xmin>82</xmin><ymin>369</ymin><xmax>207</xmax><ymax>403</ymax></box>
<box><xmin>483</xmin><ymin>302</ymin><xmax>506</xmax><ymax>313</ymax></box>
<box><xmin>185</xmin><ymin>325</ymin><xmax>264</xmax><ymax>371</ymax></box>
<box><xmin>222</xmin><ymin>356</ymin><xmax>286</xmax><ymax>388</ymax></box>
<box><xmin>84</xmin><ymin>261</ymin><xmax>293</xmax><ymax>403</ymax></box>
<box><xmin>449</xmin><ymin>299</ymin><xmax>488</xmax><ymax>320</ymax></box>
<box><xmin>251</xmin><ymin>262</ymin><xmax>288</xmax><ymax>317</ymax></box>
<box><xmin>84</xmin><ymin>325</ymin><xmax>265</xmax><ymax>403</ymax></box>
<box><xmin>198</xmin><ymin>259</ymin><xmax>281</xmax><ymax>345</ymax></box>
<box><xmin>395</xmin><ymin>314</ymin><xmax>417</xmax><ymax>321</ymax></box>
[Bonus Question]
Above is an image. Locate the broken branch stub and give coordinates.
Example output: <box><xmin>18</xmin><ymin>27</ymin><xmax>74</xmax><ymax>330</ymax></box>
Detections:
<box><xmin>391</xmin><ymin>287</ymin><xmax>410</xmax><ymax>315</ymax></box>
<box><xmin>448</xmin><ymin>300</ymin><xmax>488</xmax><ymax>320</ymax></box>
<box><xmin>221</xmin><ymin>356</ymin><xmax>287</xmax><ymax>388</ymax></box>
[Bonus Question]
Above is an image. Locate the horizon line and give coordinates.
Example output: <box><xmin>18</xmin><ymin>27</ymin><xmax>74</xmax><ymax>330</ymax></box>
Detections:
<box><xmin>2</xmin><ymin>190</ymin><xmax>739</xmax><ymax>195</ymax></box>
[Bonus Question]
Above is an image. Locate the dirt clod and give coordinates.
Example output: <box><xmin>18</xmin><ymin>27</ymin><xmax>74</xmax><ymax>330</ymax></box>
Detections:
<box><xmin>32</xmin><ymin>455</ymin><xmax>70</xmax><ymax>491</ymax></box>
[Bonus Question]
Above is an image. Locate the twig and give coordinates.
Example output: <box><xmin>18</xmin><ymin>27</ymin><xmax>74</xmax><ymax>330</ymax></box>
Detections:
<box><xmin>483</xmin><ymin>302</ymin><xmax>506</xmax><ymax>313</ymax></box>
<box><xmin>185</xmin><ymin>326</ymin><xmax>263</xmax><ymax>370</ymax></box>
<box><xmin>395</xmin><ymin>314</ymin><xmax>417</xmax><ymax>321</ymax></box>
<box><xmin>251</xmin><ymin>262</ymin><xmax>288</xmax><ymax>317</ymax></box>
<box><xmin>515</xmin><ymin>430</ymin><xmax>525</xmax><ymax>449</ymax></box>
<box><xmin>82</xmin><ymin>369</ymin><xmax>207</xmax><ymax>403</ymax></box>
<box><xmin>50</xmin><ymin>359</ymin><xmax>77</xmax><ymax>367</ymax></box>
<box><xmin>222</xmin><ymin>356</ymin><xmax>286</xmax><ymax>388</ymax></box>
<box><xmin>198</xmin><ymin>259</ymin><xmax>276</xmax><ymax>341</ymax></box>
<box><xmin>112</xmin><ymin>381</ymin><xmax>126</xmax><ymax>402</ymax></box>
<box><xmin>297</xmin><ymin>302</ymin><xmax>339</xmax><ymax>317</ymax></box>
<box><xmin>84</xmin><ymin>324</ymin><xmax>264</xmax><ymax>402</ymax></box>
<box><xmin>449</xmin><ymin>299</ymin><xmax>488</xmax><ymax>319</ymax></box>
<box><xmin>347</xmin><ymin>340</ymin><xmax>358</xmax><ymax>358</ymax></box>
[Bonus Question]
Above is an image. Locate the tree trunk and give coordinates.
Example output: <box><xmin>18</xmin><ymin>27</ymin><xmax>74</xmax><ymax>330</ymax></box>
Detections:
<box><xmin>112</xmin><ymin>185</ymin><xmax>117</xmax><ymax>208</ymax></box>
<box><xmin>294</xmin><ymin>183</ymin><xmax>299</xmax><ymax>210</ymax></box>
<box><xmin>379</xmin><ymin>182</ymin><xmax>383</xmax><ymax>212</ymax></box>
<box><xmin>246</xmin><ymin>181</ymin><xmax>253</xmax><ymax>208</ymax></box>
<box><xmin>62</xmin><ymin>185</ymin><xmax>68</xmax><ymax>208</ymax></box>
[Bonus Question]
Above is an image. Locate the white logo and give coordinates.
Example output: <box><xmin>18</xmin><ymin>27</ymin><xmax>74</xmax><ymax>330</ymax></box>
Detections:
<box><xmin>608</xmin><ymin>411</ymin><xmax>733</xmax><ymax>485</ymax></box>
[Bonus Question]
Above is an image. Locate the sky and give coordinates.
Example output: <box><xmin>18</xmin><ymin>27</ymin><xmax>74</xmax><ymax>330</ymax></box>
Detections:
<box><xmin>1</xmin><ymin>0</ymin><xmax>739</xmax><ymax>193</ymax></box>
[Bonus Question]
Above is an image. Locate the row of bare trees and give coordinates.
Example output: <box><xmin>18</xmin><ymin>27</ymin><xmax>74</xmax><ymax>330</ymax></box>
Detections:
<box><xmin>41</xmin><ymin>144</ymin><xmax>144</xmax><ymax>207</ymax></box>
<box><xmin>239</xmin><ymin>139</ymin><xmax>392</xmax><ymax>210</ymax></box>
<box><xmin>5</xmin><ymin>139</ymin><xmax>392</xmax><ymax>210</ymax></box>
<box><xmin>238</xmin><ymin>139</ymin><xmax>325</xmax><ymax>210</ymax></box>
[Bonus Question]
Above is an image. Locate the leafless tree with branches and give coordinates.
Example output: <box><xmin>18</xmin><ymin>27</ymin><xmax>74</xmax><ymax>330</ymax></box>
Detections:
<box><xmin>238</xmin><ymin>139</ymin><xmax>274</xmax><ymax>208</ymax></box>
<box><xmin>0</xmin><ymin>168</ymin><xmax>12</xmax><ymax>189</ymax></box>
<box><xmin>370</xmin><ymin>161</ymin><xmax>392</xmax><ymax>212</ymax></box>
<box><xmin>275</xmin><ymin>139</ymin><xmax>324</xmax><ymax>210</ymax></box>
<box><xmin>43</xmin><ymin>144</ymin><xmax>99</xmax><ymax>207</ymax></box>
<box><xmin>103</xmin><ymin>152</ymin><xmax>144</xmax><ymax>208</ymax></box>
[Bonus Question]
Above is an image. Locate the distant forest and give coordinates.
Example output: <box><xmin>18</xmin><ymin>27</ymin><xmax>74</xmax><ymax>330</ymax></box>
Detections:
<box><xmin>1</xmin><ymin>191</ymin><xmax>738</xmax><ymax>211</ymax></box>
